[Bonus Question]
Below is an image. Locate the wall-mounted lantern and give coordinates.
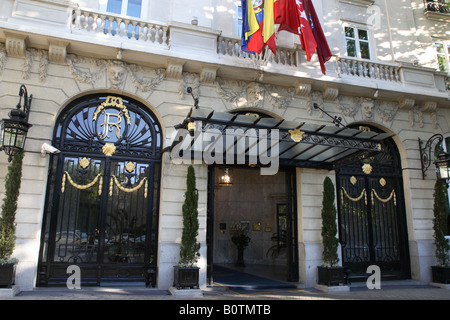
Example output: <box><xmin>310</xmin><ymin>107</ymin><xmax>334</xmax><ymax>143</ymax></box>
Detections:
<box><xmin>435</xmin><ymin>152</ymin><xmax>450</xmax><ymax>186</ymax></box>
<box><xmin>0</xmin><ymin>85</ymin><xmax>32</xmax><ymax>162</ymax></box>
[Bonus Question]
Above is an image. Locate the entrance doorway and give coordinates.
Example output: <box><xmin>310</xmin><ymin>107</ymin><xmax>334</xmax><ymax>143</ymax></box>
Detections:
<box><xmin>37</xmin><ymin>94</ymin><xmax>162</xmax><ymax>287</ymax></box>
<box><xmin>336</xmin><ymin>125</ymin><xmax>410</xmax><ymax>280</ymax></box>
<box><xmin>207</xmin><ymin>166</ymin><xmax>298</xmax><ymax>285</ymax></box>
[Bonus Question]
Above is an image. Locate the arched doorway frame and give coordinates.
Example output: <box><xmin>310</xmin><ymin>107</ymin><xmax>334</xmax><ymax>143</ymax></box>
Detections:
<box><xmin>335</xmin><ymin>122</ymin><xmax>411</xmax><ymax>280</ymax></box>
<box><xmin>37</xmin><ymin>92</ymin><xmax>164</xmax><ymax>287</ymax></box>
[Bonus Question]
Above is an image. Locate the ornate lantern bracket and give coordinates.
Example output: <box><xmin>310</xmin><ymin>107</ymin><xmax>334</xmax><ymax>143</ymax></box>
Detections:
<box><xmin>313</xmin><ymin>103</ymin><xmax>346</xmax><ymax>128</ymax></box>
<box><xmin>187</xmin><ymin>87</ymin><xmax>199</xmax><ymax>109</ymax></box>
<box><xmin>418</xmin><ymin>133</ymin><xmax>444</xmax><ymax>179</ymax></box>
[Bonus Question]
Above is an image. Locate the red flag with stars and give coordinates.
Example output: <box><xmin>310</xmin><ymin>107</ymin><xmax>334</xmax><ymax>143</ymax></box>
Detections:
<box><xmin>275</xmin><ymin>0</ymin><xmax>317</xmax><ymax>62</ymax></box>
<box><xmin>303</xmin><ymin>0</ymin><xmax>332</xmax><ymax>74</ymax></box>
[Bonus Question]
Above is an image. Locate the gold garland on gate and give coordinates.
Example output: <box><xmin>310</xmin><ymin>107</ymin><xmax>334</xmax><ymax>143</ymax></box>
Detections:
<box><xmin>341</xmin><ymin>187</ymin><xmax>367</xmax><ymax>205</ymax></box>
<box><xmin>371</xmin><ymin>189</ymin><xmax>396</xmax><ymax>206</ymax></box>
<box><xmin>61</xmin><ymin>171</ymin><xmax>103</xmax><ymax>195</ymax></box>
<box><xmin>109</xmin><ymin>175</ymin><xmax>148</xmax><ymax>198</ymax></box>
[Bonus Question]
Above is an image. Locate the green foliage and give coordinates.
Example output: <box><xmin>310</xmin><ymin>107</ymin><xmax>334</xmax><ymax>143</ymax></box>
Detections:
<box><xmin>321</xmin><ymin>176</ymin><xmax>339</xmax><ymax>267</ymax></box>
<box><xmin>231</xmin><ymin>225</ymin><xmax>251</xmax><ymax>250</ymax></box>
<box><xmin>0</xmin><ymin>152</ymin><xmax>24</xmax><ymax>264</ymax></box>
<box><xmin>178</xmin><ymin>165</ymin><xmax>200</xmax><ymax>267</ymax></box>
<box><xmin>433</xmin><ymin>179</ymin><xmax>450</xmax><ymax>267</ymax></box>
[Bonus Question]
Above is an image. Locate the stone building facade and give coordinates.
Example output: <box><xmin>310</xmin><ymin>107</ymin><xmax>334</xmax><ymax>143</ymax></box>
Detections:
<box><xmin>0</xmin><ymin>0</ymin><xmax>448</xmax><ymax>291</ymax></box>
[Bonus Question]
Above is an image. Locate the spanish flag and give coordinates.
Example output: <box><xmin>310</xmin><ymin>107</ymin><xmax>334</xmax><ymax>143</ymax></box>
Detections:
<box><xmin>241</xmin><ymin>0</ymin><xmax>276</xmax><ymax>54</ymax></box>
<box><xmin>262</xmin><ymin>0</ymin><xmax>277</xmax><ymax>53</ymax></box>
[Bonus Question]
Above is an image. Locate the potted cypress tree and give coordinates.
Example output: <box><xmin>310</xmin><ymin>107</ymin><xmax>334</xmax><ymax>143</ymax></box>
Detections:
<box><xmin>431</xmin><ymin>179</ymin><xmax>450</xmax><ymax>284</ymax></box>
<box><xmin>317</xmin><ymin>176</ymin><xmax>345</xmax><ymax>286</ymax></box>
<box><xmin>0</xmin><ymin>152</ymin><xmax>23</xmax><ymax>288</ymax></box>
<box><xmin>173</xmin><ymin>165</ymin><xmax>201</xmax><ymax>289</ymax></box>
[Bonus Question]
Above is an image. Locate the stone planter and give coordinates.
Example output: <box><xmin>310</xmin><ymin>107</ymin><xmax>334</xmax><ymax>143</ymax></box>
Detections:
<box><xmin>431</xmin><ymin>266</ymin><xmax>450</xmax><ymax>284</ymax></box>
<box><xmin>0</xmin><ymin>263</ymin><xmax>16</xmax><ymax>288</ymax></box>
<box><xmin>317</xmin><ymin>266</ymin><xmax>345</xmax><ymax>286</ymax></box>
<box><xmin>173</xmin><ymin>266</ymin><xmax>200</xmax><ymax>289</ymax></box>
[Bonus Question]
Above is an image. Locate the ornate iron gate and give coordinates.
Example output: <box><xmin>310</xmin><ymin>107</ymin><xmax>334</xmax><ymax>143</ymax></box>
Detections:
<box><xmin>336</xmin><ymin>126</ymin><xmax>410</xmax><ymax>280</ymax></box>
<box><xmin>37</xmin><ymin>94</ymin><xmax>162</xmax><ymax>287</ymax></box>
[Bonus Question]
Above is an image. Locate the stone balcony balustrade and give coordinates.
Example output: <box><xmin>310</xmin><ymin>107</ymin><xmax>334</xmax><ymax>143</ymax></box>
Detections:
<box><xmin>334</xmin><ymin>56</ymin><xmax>401</xmax><ymax>82</ymax></box>
<box><xmin>70</xmin><ymin>7</ymin><xmax>449</xmax><ymax>96</ymax></box>
<box><xmin>72</xmin><ymin>8</ymin><xmax>169</xmax><ymax>47</ymax></box>
<box><xmin>1</xmin><ymin>2</ymin><xmax>447</xmax><ymax>106</ymax></box>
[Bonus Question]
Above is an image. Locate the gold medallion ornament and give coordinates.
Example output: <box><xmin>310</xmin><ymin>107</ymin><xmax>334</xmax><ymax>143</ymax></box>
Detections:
<box><xmin>79</xmin><ymin>157</ymin><xmax>90</xmax><ymax>169</ymax></box>
<box><xmin>289</xmin><ymin>128</ymin><xmax>305</xmax><ymax>142</ymax></box>
<box><xmin>362</xmin><ymin>163</ymin><xmax>373</xmax><ymax>174</ymax></box>
<box><xmin>350</xmin><ymin>176</ymin><xmax>357</xmax><ymax>185</ymax></box>
<box><xmin>379</xmin><ymin>178</ymin><xmax>387</xmax><ymax>187</ymax></box>
<box><xmin>125</xmin><ymin>161</ymin><xmax>135</xmax><ymax>173</ymax></box>
<box><xmin>102</xmin><ymin>142</ymin><xmax>116</xmax><ymax>156</ymax></box>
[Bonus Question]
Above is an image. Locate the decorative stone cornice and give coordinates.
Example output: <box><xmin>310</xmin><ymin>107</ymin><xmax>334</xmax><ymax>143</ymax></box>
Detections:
<box><xmin>295</xmin><ymin>82</ymin><xmax>312</xmax><ymax>97</ymax></box>
<box><xmin>200</xmin><ymin>66</ymin><xmax>217</xmax><ymax>84</ymax></box>
<box><xmin>48</xmin><ymin>41</ymin><xmax>69</xmax><ymax>63</ymax></box>
<box><xmin>398</xmin><ymin>96</ymin><xmax>415</xmax><ymax>110</ymax></box>
<box><xmin>4</xmin><ymin>33</ymin><xmax>27</xmax><ymax>57</ymax></box>
<box><xmin>323</xmin><ymin>86</ymin><xmax>339</xmax><ymax>101</ymax></box>
<box><xmin>422</xmin><ymin>101</ymin><xmax>438</xmax><ymax>129</ymax></box>
<box><xmin>421</xmin><ymin>101</ymin><xmax>437</xmax><ymax>113</ymax></box>
<box><xmin>166</xmin><ymin>61</ymin><xmax>184</xmax><ymax>79</ymax></box>
<box><xmin>398</xmin><ymin>96</ymin><xmax>416</xmax><ymax>127</ymax></box>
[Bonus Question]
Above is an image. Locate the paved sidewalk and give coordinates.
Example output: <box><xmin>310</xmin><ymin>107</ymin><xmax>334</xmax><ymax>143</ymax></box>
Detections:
<box><xmin>3</xmin><ymin>281</ymin><xmax>450</xmax><ymax>300</ymax></box>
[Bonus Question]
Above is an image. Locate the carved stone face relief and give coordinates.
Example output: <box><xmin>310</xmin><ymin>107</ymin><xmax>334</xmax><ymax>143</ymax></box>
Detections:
<box><xmin>361</xmin><ymin>98</ymin><xmax>374</xmax><ymax>120</ymax></box>
<box><xmin>106</xmin><ymin>61</ymin><xmax>126</xmax><ymax>88</ymax></box>
<box><xmin>246</xmin><ymin>82</ymin><xmax>264</xmax><ymax>107</ymax></box>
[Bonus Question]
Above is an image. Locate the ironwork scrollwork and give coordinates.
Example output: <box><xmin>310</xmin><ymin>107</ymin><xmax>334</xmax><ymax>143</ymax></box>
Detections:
<box><xmin>418</xmin><ymin>133</ymin><xmax>443</xmax><ymax>179</ymax></box>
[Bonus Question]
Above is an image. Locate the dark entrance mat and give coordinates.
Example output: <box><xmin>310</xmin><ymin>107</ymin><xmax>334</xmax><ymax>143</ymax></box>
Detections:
<box><xmin>212</xmin><ymin>265</ymin><xmax>299</xmax><ymax>295</ymax></box>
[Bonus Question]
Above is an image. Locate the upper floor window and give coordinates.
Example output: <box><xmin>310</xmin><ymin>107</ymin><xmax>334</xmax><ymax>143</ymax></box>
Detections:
<box><xmin>99</xmin><ymin>0</ymin><xmax>143</xmax><ymax>38</ymax></box>
<box><xmin>237</xmin><ymin>2</ymin><xmax>243</xmax><ymax>38</ymax></box>
<box><xmin>435</xmin><ymin>42</ymin><xmax>450</xmax><ymax>73</ymax></box>
<box><xmin>101</xmin><ymin>0</ymin><xmax>142</xmax><ymax>18</ymax></box>
<box><xmin>344</xmin><ymin>25</ymin><xmax>371</xmax><ymax>59</ymax></box>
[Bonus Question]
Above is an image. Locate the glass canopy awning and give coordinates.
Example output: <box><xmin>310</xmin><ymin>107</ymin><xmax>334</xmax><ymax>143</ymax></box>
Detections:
<box><xmin>171</xmin><ymin>108</ymin><xmax>392</xmax><ymax>170</ymax></box>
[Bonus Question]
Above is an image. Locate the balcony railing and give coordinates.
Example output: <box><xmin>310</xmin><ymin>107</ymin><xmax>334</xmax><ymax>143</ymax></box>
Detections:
<box><xmin>72</xmin><ymin>9</ymin><xmax>169</xmax><ymax>46</ymax></box>
<box><xmin>217</xmin><ymin>36</ymin><xmax>298</xmax><ymax>68</ymax></box>
<box><xmin>424</xmin><ymin>0</ymin><xmax>450</xmax><ymax>14</ymax></box>
<box><xmin>335</xmin><ymin>57</ymin><xmax>401</xmax><ymax>82</ymax></box>
<box><xmin>71</xmin><ymin>9</ymin><xmax>425</xmax><ymax>87</ymax></box>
